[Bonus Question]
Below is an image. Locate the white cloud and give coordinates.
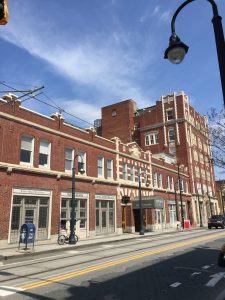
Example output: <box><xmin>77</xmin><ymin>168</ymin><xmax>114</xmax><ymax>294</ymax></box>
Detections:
<box><xmin>140</xmin><ymin>5</ymin><xmax>171</xmax><ymax>24</ymax></box>
<box><xmin>0</xmin><ymin>5</ymin><xmax>153</xmax><ymax>108</ymax></box>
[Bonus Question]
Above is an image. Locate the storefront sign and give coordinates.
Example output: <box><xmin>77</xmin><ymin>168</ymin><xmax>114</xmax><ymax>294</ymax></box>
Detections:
<box><xmin>61</xmin><ymin>191</ymin><xmax>89</xmax><ymax>199</ymax></box>
<box><xmin>95</xmin><ymin>194</ymin><xmax>116</xmax><ymax>201</ymax></box>
<box><xmin>133</xmin><ymin>196</ymin><xmax>164</xmax><ymax>209</ymax></box>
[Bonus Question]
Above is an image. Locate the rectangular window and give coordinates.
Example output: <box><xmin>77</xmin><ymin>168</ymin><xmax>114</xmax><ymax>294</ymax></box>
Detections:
<box><xmin>158</xmin><ymin>174</ymin><xmax>162</xmax><ymax>188</ymax></box>
<box><xmin>167</xmin><ymin>109</ymin><xmax>174</xmax><ymax>121</ymax></box>
<box><xmin>168</xmin><ymin>128</ymin><xmax>175</xmax><ymax>142</ymax></box>
<box><xmin>107</xmin><ymin>159</ymin><xmax>113</xmax><ymax>178</ymax></box>
<box><xmin>166</xmin><ymin>176</ymin><xmax>170</xmax><ymax>189</ymax></box>
<box><xmin>130</xmin><ymin>165</ymin><xmax>135</xmax><ymax>181</ymax></box>
<box><xmin>153</xmin><ymin>172</ymin><xmax>158</xmax><ymax>187</ymax></box>
<box><xmin>145</xmin><ymin>132</ymin><xmax>159</xmax><ymax>145</ymax></box>
<box><xmin>65</xmin><ymin>148</ymin><xmax>73</xmax><ymax>171</ymax></box>
<box><xmin>39</xmin><ymin>140</ymin><xmax>51</xmax><ymax>168</ymax></box>
<box><xmin>20</xmin><ymin>135</ymin><xmax>34</xmax><ymax>164</ymax></box>
<box><xmin>122</xmin><ymin>163</ymin><xmax>127</xmax><ymax>180</ymax></box>
<box><xmin>97</xmin><ymin>156</ymin><xmax>104</xmax><ymax>177</ymax></box>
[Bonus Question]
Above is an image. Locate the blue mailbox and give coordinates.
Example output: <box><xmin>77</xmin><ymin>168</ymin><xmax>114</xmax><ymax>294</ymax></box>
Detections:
<box><xmin>19</xmin><ymin>223</ymin><xmax>36</xmax><ymax>249</ymax></box>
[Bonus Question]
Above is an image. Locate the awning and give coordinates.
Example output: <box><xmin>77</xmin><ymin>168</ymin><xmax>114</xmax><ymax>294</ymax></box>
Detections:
<box><xmin>132</xmin><ymin>195</ymin><xmax>164</xmax><ymax>209</ymax></box>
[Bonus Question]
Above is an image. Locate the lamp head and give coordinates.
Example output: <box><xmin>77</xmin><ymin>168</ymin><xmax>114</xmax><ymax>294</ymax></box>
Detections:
<box><xmin>78</xmin><ymin>162</ymin><xmax>85</xmax><ymax>175</ymax></box>
<box><xmin>164</xmin><ymin>33</ymin><xmax>189</xmax><ymax>64</ymax></box>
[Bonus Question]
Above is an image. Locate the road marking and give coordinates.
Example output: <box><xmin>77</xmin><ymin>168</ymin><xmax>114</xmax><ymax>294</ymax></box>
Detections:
<box><xmin>170</xmin><ymin>282</ymin><xmax>182</xmax><ymax>288</ymax></box>
<box><xmin>65</xmin><ymin>250</ymin><xmax>80</xmax><ymax>254</ymax></box>
<box><xmin>191</xmin><ymin>272</ymin><xmax>201</xmax><ymax>276</ymax></box>
<box><xmin>15</xmin><ymin>231</ymin><xmax>225</xmax><ymax>291</ymax></box>
<box><xmin>202</xmin><ymin>265</ymin><xmax>210</xmax><ymax>269</ymax></box>
<box><xmin>0</xmin><ymin>286</ymin><xmax>24</xmax><ymax>297</ymax></box>
<box><xmin>101</xmin><ymin>245</ymin><xmax>113</xmax><ymax>248</ymax></box>
<box><xmin>206</xmin><ymin>272</ymin><xmax>225</xmax><ymax>287</ymax></box>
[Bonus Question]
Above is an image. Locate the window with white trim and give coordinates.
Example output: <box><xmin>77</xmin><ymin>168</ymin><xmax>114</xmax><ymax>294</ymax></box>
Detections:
<box><xmin>145</xmin><ymin>132</ymin><xmax>159</xmax><ymax>145</ymax></box>
<box><xmin>39</xmin><ymin>140</ymin><xmax>51</xmax><ymax>168</ymax></box>
<box><xmin>20</xmin><ymin>135</ymin><xmax>34</xmax><ymax>165</ymax></box>
<box><xmin>97</xmin><ymin>156</ymin><xmax>104</xmax><ymax>177</ymax></box>
<box><xmin>122</xmin><ymin>163</ymin><xmax>128</xmax><ymax>180</ymax></box>
<box><xmin>158</xmin><ymin>174</ymin><xmax>162</xmax><ymax>188</ymax></box>
<box><xmin>153</xmin><ymin>172</ymin><xmax>158</xmax><ymax>187</ymax></box>
<box><xmin>107</xmin><ymin>159</ymin><xmax>113</xmax><ymax>178</ymax></box>
<box><xmin>168</xmin><ymin>128</ymin><xmax>175</xmax><ymax>142</ymax></box>
<box><xmin>166</xmin><ymin>109</ymin><xmax>174</xmax><ymax>121</ymax></box>
<box><xmin>130</xmin><ymin>165</ymin><xmax>135</xmax><ymax>181</ymax></box>
<box><xmin>65</xmin><ymin>148</ymin><xmax>74</xmax><ymax>172</ymax></box>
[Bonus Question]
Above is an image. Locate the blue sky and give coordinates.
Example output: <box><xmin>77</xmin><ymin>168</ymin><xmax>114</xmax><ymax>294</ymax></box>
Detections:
<box><xmin>0</xmin><ymin>0</ymin><xmax>225</xmax><ymax>176</ymax></box>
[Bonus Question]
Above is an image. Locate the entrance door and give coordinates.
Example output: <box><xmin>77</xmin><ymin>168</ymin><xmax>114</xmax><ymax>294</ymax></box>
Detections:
<box><xmin>25</xmin><ymin>209</ymin><xmax>35</xmax><ymax>223</ymax></box>
<box><xmin>95</xmin><ymin>200</ymin><xmax>115</xmax><ymax>235</ymax></box>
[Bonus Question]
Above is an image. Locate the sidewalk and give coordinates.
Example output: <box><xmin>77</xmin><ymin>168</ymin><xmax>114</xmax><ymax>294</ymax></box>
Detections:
<box><xmin>0</xmin><ymin>227</ymin><xmax>201</xmax><ymax>263</ymax></box>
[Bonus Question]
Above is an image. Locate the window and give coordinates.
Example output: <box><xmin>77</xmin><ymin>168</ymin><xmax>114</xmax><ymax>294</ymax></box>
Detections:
<box><xmin>20</xmin><ymin>135</ymin><xmax>34</xmax><ymax>164</ymax></box>
<box><xmin>97</xmin><ymin>156</ymin><xmax>104</xmax><ymax>177</ymax></box>
<box><xmin>39</xmin><ymin>140</ymin><xmax>51</xmax><ymax>168</ymax></box>
<box><xmin>65</xmin><ymin>148</ymin><xmax>74</xmax><ymax>171</ymax></box>
<box><xmin>145</xmin><ymin>132</ymin><xmax>159</xmax><ymax>145</ymax></box>
<box><xmin>130</xmin><ymin>165</ymin><xmax>135</xmax><ymax>181</ymax></box>
<box><xmin>166</xmin><ymin>109</ymin><xmax>174</xmax><ymax>121</ymax></box>
<box><xmin>199</xmin><ymin>153</ymin><xmax>204</xmax><ymax>164</ymax></box>
<box><xmin>153</xmin><ymin>172</ymin><xmax>158</xmax><ymax>187</ymax></box>
<box><xmin>158</xmin><ymin>174</ymin><xmax>162</xmax><ymax>188</ymax></box>
<box><xmin>170</xmin><ymin>177</ymin><xmax>174</xmax><ymax>190</ymax></box>
<box><xmin>193</xmin><ymin>150</ymin><xmax>198</xmax><ymax>161</ymax></box>
<box><xmin>195</xmin><ymin>166</ymin><xmax>200</xmax><ymax>178</ymax></box>
<box><xmin>166</xmin><ymin>176</ymin><xmax>170</xmax><ymax>189</ymax></box>
<box><xmin>78</xmin><ymin>151</ymin><xmax>86</xmax><ymax>174</ymax></box>
<box><xmin>107</xmin><ymin>159</ymin><xmax>113</xmax><ymax>178</ymax></box>
<box><xmin>122</xmin><ymin>163</ymin><xmax>127</xmax><ymax>180</ymax></box>
<box><xmin>168</xmin><ymin>128</ymin><xmax>175</xmax><ymax>142</ymax></box>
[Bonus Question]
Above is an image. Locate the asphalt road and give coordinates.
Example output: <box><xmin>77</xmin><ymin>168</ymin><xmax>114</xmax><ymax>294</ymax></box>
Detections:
<box><xmin>1</xmin><ymin>229</ymin><xmax>225</xmax><ymax>300</ymax></box>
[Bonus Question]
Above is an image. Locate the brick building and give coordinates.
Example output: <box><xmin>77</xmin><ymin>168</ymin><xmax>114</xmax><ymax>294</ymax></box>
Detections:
<box><xmin>0</xmin><ymin>92</ymin><xmax>219</xmax><ymax>245</ymax></box>
<box><xmin>100</xmin><ymin>92</ymin><xmax>218</xmax><ymax>228</ymax></box>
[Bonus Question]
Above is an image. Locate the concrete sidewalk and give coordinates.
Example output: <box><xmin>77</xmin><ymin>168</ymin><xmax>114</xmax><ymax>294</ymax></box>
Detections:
<box><xmin>0</xmin><ymin>228</ymin><xmax>200</xmax><ymax>262</ymax></box>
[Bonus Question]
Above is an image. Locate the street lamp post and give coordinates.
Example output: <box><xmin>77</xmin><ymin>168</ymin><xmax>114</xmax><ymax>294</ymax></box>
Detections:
<box><xmin>219</xmin><ymin>181</ymin><xmax>225</xmax><ymax>214</ymax></box>
<box><xmin>138</xmin><ymin>169</ymin><xmax>149</xmax><ymax>235</ymax></box>
<box><xmin>197</xmin><ymin>190</ymin><xmax>203</xmax><ymax>227</ymax></box>
<box><xmin>164</xmin><ymin>0</ymin><xmax>225</xmax><ymax>107</ymax></box>
<box><xmin>69</xmin><ymin>154</ymin><xmax>85</xmax><ymax>245</ymax></box>
<box><xmin>174</xmin><ymin>183</ymin><xmax>179</xmax><ymax>222</ymax></box>
<box><xmin>177</xmin><ymin>165</ymin><xmax>184</xmax><ymax>229</ymax></box>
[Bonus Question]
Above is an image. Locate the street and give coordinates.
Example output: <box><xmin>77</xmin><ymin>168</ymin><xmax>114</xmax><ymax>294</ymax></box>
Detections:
<box><xmin>1</xmin><ymin>229</ymin><xmax>225</xmax><ymax>299</ymax></box>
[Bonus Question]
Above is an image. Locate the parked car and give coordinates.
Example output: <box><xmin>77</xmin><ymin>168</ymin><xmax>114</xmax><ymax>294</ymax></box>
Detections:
<box><xmin>208</xmin><ymin>215</ymin><xmax>225</xmax><ymax>229</ymax></box>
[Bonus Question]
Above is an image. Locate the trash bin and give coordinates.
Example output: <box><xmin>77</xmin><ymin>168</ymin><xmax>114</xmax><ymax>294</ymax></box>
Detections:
<box><xmin>18</xmin><ymin>223</ymin><xmax>36</xmax><ymax>250</ymax></box>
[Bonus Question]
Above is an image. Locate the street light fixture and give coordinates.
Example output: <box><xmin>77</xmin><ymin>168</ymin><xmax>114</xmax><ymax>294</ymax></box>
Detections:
<box><xmin>138</xmin><ymin>169</ymin><xmax>149</xmax><ymax>235</ymax></box>
<box><xmin>164</xmin><ymin>0</ymin><xmax>225</xmax><ymax>106</ymax></box>
<box><xmin>69</xmin><ymin>154</ymin><xmax>85</xmax><ymax>245</ymax></box>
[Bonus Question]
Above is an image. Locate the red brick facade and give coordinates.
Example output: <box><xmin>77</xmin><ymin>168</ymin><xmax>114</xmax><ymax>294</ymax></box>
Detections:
<box><xmin>0</xmin><ymin>92</ymin><xmax>218</xmax><ymax>245</ymax></box>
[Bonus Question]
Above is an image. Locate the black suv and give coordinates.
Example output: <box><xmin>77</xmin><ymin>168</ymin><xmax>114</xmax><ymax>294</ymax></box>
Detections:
<box><xmin>208</xmin><ymin>215</ymin><xmax>225</xmax><ymax>229</ymax></box>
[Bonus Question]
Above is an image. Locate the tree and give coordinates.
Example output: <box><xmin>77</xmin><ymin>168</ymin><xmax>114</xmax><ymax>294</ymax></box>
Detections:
<box><xmin>208</xmin><ymin>107</ymin><xmax>225</xmax><ymax>169</ymax></box>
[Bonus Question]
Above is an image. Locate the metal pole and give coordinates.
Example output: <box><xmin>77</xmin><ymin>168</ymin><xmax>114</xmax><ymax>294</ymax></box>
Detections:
<box><xmin>170</xmin><ymin>0</ymin><xmax>225</xmax><ymax>107</ymax></box>
<box><xmin>177</xmin><ymin>165</ymin><xmax>184</xmax><ymax>229</ymax></box>
<box><xmin>220</xmin><ymin>183</ymin><xmax>225</xmax><ymax>214</ymax></box>
<box><xmin>174</xmin><ymin>186</ymin><xmax>179</xmax><ymax>222</ymax></box>
<box><xmin>138</xmin><ymin>171</ymin><xmax>144</xmax><ymax>235</ymax></box>
<box><xmin>208</xmin><ymin>194</ymin><xmax>213</xmax><ymax>217</ymax></box>
<box><xmin>197</xmin><ymin>192</ymin><xmax>203</xmax><ymax>227</ymax></box>
<box><xmin>69</xmin><ymin>159</ymin><xmax>77</xmax><ymax>244</ymax></box>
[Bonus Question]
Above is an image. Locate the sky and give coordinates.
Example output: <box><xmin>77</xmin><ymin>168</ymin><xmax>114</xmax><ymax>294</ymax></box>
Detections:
<box><xmin>0</xmin><ymin>0</ymin><xmax>225</xmax><ymax>177</ymax></box>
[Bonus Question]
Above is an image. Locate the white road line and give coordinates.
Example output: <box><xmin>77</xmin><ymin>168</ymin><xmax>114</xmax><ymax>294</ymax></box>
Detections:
<box><xmin>101</xmin><ymin>245</ymin><xmax>113</xmax><ymax>248</ymax></box>
<box><xmin>206</xmin><ymin>273</ymin><xmax>225</xmax><ymax>287</ymax></box>
<box><xmin>170</xmin><ymin>282</ymin><xmax>182</xmax><ymax>288</ymax></box>
<box><xmin>202</xmin><ymin>265</ymin><xmax>210</xmax><ymax>269</ymax></box>
<box><xmin>65</xmin><ymin>250</ymin><xmax>81</xmax><ymax>254</ymax></box>
<box><xmin>0</xmin><ymin>286</ymin><xmax>24</xmax><ymax>297</ymax></box>
<box><xmin>191</xmin><ymin>272</ymin><xmax>201</xmax><ymax>276</ymax></box>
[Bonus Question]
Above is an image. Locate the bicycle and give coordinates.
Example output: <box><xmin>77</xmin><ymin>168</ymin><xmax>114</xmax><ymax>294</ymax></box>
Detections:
<box><xmin>57</xmin><ymin>233</ymin><xmax>79</xmax><ymax>245</ymax></box>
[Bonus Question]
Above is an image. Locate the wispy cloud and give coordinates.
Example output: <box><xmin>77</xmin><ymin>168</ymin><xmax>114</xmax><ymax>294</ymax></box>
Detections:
<box><xmin>0</xmin><ymin>3</ymin><xmax>155</xmax><ymax>109</ymax></box>
<box><xmin>140</xmin><ymin>5</ymin><xmax>171</xmax><ymax>24</ymax></box>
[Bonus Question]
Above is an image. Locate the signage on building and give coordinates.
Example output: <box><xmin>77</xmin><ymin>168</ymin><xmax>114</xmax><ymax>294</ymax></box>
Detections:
<box><xmin>61</xmin><ymin>191</ymin><xmax>89</xmax><ymax>199</ymax></box>
<box><xmin>95</xmin><ymin>194</ymin><xmax>116</xmax><ymax>201</ymax></box>
<box><xmin>133</xmin><ymin>196</ymin><xmax>164</xmax><ymax>209</ymax></box>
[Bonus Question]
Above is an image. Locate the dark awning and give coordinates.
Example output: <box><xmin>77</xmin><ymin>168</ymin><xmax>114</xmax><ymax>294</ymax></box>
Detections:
<box><xmin>132</xmin><ymin>195</ymin><xmax>164</xmax><ymax>209</ymax></box>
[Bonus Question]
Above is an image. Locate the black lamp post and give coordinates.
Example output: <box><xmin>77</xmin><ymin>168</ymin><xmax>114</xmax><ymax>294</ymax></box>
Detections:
<box><xmin>219</xmin><ymin>181</ymin><xmax>225</xmax><ymax>214</ymax></box>
<box><xmin>138</xmin><ymin>169</ymin><xmax>149</xmax><ymax>235</ymax></box>
<box><xmin>164</xmin><ymin>0</ymin><xmax>225</xmax><ymax>107</ymax></box>
<box><xmin>177</xmin><ymin>164</ymin><xmax>184</xmax><ymax>229</ymax></box>
<box><xmin>174</xmin><ymin>183</ymin><xmax>179</xmax><ymax>222</ymax></box>
<box><xmin>69</xmin><ymin>154</ymin><xmax>85</xmax><ymax>245</ymax></box>
<box><xmin>197</xmin><ymin>189</ymin><xmax>203</xmax><ymax>227</ymax></box>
